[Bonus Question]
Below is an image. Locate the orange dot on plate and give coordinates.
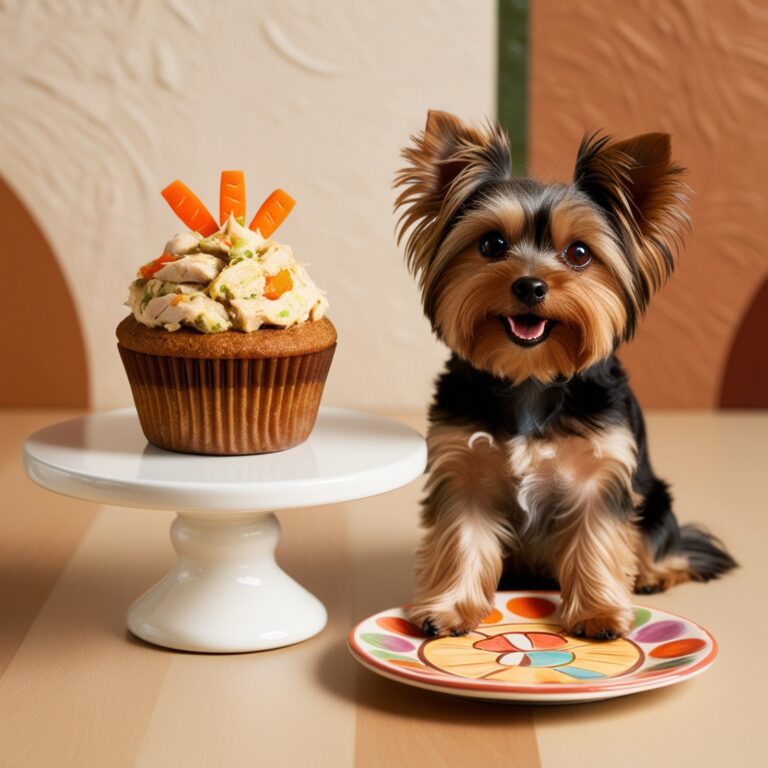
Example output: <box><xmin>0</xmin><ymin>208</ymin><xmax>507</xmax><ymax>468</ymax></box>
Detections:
<box><xmin>481</xmin><ymin>608</ymin><xmax>503</xmax><ymax>624</ymax></box>
<box><xmin>376</xmin><ymin>616</ymin><xmax>425</xmax><ymax>637</ymax></box>
<box><xmin>527</xmin><ymin>632</ymin><xmax>567</xmax><ymax>649</ymax></box>
<box><xmin>506</xmin><ymin>596</ymin><xmax>556</xmax><ymax>619</ymax></box>
<box><xmin>649</xmin><ymin>638</ymin><xmax>707</xmax><ymax>658</ymax></box>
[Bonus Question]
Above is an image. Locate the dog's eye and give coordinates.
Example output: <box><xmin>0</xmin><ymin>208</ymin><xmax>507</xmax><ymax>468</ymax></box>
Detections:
<box><xmin>479</xmin><ymin>231</ymin><xmax>508</xmax><ymax>259</ymax></box>
<box><xmin>563</xmin><ymin>242</ymin><xmax>592</xmax><ymax>270</ymax></box>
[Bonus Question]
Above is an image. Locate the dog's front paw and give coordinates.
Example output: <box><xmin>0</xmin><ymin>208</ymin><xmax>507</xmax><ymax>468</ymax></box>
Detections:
<box><xmin>408</xmin><ymin>599</ymin><xmax>490</xmax><ymax>638</ymax></box>
<box><xmin>562</xmin><ymin>606</ymin><xmax>634</xmax><ymax>641</ymax></box>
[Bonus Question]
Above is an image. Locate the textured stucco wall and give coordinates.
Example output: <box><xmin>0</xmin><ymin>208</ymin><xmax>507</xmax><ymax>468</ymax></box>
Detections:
<box><xmin>0</xmin><ymin>0</ymin><xmax>495</xmax><ymax>410</ymax></box>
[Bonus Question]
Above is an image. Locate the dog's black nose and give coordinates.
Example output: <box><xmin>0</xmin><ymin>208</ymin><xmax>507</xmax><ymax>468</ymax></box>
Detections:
<box><xmin>512</xmin><ymin>277</ymin><xmax>548</xmax><ymax>305</ymax></box>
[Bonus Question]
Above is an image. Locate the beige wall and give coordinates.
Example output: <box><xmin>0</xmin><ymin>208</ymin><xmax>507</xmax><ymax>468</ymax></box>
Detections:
<box><xmin>0</xmin><ymin>1</ymin><xmax>495</xmax><ymax>410</ymax></box>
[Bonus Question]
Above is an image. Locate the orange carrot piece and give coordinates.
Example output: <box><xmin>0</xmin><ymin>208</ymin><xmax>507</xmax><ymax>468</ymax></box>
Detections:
<box><xmin>249</xmin><ymin>189</ymin><xmax>295</xmax><ymax>238</ymax></box>
<box><xmin>161</xmin><ymin>180</ymin><xmax>218</xmax><ymax>236</ymax></box>
<box><xmin>138</xmin><ymin>252</ymin><xmax>176</xmax><ymax>279</ymax></box>
<box><xmin>219</xmin><ymin>170</ymin><xmax>246</xmax><ymax>225</ymax></box>
<box><xmin>264</xmin><ymin>269</ymin><xmax>293</xmax><ymax>300</ymax></box>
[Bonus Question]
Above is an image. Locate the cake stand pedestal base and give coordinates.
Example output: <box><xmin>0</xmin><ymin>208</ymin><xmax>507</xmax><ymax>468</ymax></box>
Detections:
<box><xmin>24</xmin><ymin>407</ymin><xmax>427</xmax><ymax>654</ymax></box>
<box><xmin>127</xmin><ymin>512</ymin><xmax>326</xmax><ymax>653</ymax></box>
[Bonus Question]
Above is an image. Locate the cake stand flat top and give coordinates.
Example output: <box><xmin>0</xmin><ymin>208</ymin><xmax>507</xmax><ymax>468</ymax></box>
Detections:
<box><xmin>23</xmin><ymin>407</ymin><xmax>427</xmax><ymax>512</ymax></box>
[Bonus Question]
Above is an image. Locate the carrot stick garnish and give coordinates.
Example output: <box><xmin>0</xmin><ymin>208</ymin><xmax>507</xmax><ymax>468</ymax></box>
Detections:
<box><xmin>161</xmin><ymin>180</ymin><xmax>218</xmax><ymax>236</ymax></box>
<box><xmin>264</xmin><ymin>269</ymin><xmax>293</xmax><ymax>300</ymax></box>
<box><xmin>249</xmin><ymin>189</ymin><xmax>295</xmax><ymax>238</ymax></box>
<box><xmin>219</xmin><ymin>170</ymin><xmax>246</xmax><ymax>225</ymax></box>
<box><xmin>138</xmin><ymin>252</ymin><xmax>177</xmax><ymax>279</ymax></box>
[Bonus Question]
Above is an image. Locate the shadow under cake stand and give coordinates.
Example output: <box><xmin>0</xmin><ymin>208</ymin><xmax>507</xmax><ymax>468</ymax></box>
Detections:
<box><xmin>23</xmin><ymin>407</ymin><xmax>426</xmax><ymax>653</ymax></box>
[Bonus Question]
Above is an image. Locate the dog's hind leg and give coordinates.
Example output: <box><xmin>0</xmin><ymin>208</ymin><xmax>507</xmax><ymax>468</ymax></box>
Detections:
<box><xmin>633</xmin><ymin>479</ymin><xmax>737</xmax><ymax>594</ymax></box>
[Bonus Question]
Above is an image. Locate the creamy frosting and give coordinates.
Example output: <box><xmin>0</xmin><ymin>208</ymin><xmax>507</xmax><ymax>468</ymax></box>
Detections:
<box><xmin>127</xmin><ymin>215</ymin><xmax>328</xmax><ymax>333</ymax></box>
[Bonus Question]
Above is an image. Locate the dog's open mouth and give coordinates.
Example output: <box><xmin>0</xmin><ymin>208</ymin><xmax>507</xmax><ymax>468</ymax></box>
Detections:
<box><xmin>503</xmin><ymin>314</ymin><xmax>556</xmax><ymax>347</ymax></box>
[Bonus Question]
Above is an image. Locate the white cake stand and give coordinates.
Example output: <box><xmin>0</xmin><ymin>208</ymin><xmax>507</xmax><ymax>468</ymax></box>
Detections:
<box><xmin>23</xmin><ymin>407</ymin><xmax>426</xmax><ymax>653</ymax></box>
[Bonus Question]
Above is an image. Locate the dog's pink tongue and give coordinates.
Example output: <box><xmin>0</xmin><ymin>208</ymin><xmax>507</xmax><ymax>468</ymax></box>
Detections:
<box><xmin>508</xmin><ymin>315</ymin><xmax>546</xmax><ymax>340</ymax></box>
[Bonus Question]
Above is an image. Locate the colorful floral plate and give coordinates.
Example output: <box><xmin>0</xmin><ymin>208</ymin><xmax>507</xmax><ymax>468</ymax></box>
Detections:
<box><xmin>348</xmin><ymin>591</ymin><xmax>717</xmax><ymax>703</ymax></box>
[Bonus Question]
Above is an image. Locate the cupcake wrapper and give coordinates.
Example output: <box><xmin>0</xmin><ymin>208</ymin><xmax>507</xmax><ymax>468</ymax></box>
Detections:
<box><xmin>118</xmin><ymin>344</ymin><xmax>335</xmax><ymax>455</ymax></box>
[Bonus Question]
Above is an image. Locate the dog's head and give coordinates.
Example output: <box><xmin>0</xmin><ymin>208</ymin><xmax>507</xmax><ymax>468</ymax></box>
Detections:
<box><xmin>395</xmin><ymin>110</ymin><xmax>689</xmax><ymax>383</ymax></box>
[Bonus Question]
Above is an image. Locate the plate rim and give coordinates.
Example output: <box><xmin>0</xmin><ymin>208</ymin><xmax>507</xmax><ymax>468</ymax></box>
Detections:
<box><xmin>348</xmin><ymin>590</ymin><xmax>718</xmax><ymax>697</ymax></box>
<box><xmin>349</xmin><ymin>650</ymin><xmax>717</xmax><ymax>703</ymax></box>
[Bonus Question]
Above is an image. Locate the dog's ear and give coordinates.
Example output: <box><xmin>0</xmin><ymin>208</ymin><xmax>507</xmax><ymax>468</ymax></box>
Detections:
<box><xmin>395</xmin><ymin>110</ymin><xmax>511</xmax><ymax>279</ymax></box>
<box><xmin>574</xmin><ymin>132</ymin><xmax>689</xmax><ymax>304</ymax></box>
<box><xmin>419</xmin><ymin>110</ymin><xmax>489</xmax><ymax>196</ymax></box>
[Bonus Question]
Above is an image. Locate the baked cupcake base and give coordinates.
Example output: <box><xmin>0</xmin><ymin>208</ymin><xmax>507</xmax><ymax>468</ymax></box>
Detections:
<box><xmin>117</xmin><ymin>316</ymin><xmax>336</xmax><ymax>455</ymax></box>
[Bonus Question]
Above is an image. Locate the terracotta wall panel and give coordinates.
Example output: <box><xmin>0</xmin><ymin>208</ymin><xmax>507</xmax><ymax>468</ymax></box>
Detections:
<box><xmin>0</xmin><ymin>178</ymin><xmax>88</xmax><ymax>407</ymax></box>
<box><xmin>529</xmin><ymin>0</ymin><xmax>768</xmax><ymax>407</ymax></box>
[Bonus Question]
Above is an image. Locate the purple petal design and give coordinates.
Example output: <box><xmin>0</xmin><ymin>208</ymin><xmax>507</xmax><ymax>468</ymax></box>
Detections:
<box><xmin>632</xmin><ymin>620</ymin><xmax>686</xmax><ymax>644</ymax></box>
<box><xmin>360</xmin><ymin>632</ymin><xmax>415</xmax><ymax>652</ymax></box>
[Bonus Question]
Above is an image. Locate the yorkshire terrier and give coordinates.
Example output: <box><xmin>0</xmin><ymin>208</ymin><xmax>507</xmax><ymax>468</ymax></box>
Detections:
<box><xmin>395</xmin><ymin>110</ymin><xmax>736</xmax><ymax>640</ymax></box>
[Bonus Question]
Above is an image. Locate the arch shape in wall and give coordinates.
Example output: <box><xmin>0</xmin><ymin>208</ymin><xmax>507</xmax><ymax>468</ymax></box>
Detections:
<box><xmin>0</xmin><ymin>176</ymin><xmax>89</xmax><ymax>407</ymax></box>
<box><xmin>720</xmin><ymin>277</ymin><xmax>768</xmax><ymax>409</ymax></box>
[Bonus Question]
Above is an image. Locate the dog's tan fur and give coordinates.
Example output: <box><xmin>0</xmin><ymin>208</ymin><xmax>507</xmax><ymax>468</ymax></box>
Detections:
<box><xmin>410</xmin><ymin>425</ymin><xmax>513</xmax><ymax>634</ymax></box>
<box><xmin>433</xmin><ymin>192</ymin><xmax>630</xmax><ymax>384</ymax></box>
<box><xmin>508</xmin><ymin>425</ymin><xmax>641</xmax><ymax>637</ymax></box>
<box><xmin>413</xmin><ymin>422</ymin><xmax>673</xmax><ymax>638</ymax></box>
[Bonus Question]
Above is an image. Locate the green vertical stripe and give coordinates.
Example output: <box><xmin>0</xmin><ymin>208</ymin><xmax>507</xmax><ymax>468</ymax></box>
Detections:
<box><xmin>498</xmin><ymin>0</ymin><xmax>529</xmax><ymax>174</ymax></box>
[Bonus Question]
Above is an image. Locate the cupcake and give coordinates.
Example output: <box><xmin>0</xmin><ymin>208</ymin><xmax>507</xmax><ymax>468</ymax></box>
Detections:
<box><xmin>117</xmin><ymin>173</ymin><xmax>335</xmax><ymax>455</ymax></box>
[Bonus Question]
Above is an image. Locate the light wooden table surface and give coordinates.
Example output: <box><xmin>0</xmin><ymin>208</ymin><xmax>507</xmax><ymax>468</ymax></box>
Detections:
<box><xmin>1</xmin><ymin>409</ymin><xmax>765</xmax><ymax>768</ymax></box>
